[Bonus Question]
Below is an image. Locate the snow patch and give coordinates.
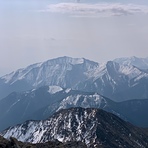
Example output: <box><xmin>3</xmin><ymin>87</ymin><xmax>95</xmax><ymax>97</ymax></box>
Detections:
<box><xmin>65</xmin><ymin>88</ymin><xmax>71</xmax><ymax>93</ymax></box>
<box><xmin>48</xmin><ymin>86</ymin><xmax>63</xmax><ymax>94</ymax></box>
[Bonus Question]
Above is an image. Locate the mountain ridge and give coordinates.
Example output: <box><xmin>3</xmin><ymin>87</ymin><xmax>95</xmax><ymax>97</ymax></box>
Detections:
<box><xmin>0</xmin><ymin>85</ymin><xmax>148</xmax><ymax>132</ymax></box>
<box><xmin>114</xmin><ymin>56</ymin><xmax>148</xmax><ymax>69</ymax></box>
<box><xmin>1</xmin><ymin>107</ymin><xmax>148</xmax><ymax>148</ymax></box>
<box><xmin>0</xmin><ymin>56</ymin><xmax>147</xmax><ymax>101</ymax></box>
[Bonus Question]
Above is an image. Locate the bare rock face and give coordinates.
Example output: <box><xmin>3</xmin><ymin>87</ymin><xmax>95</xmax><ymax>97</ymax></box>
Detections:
<box><xmin>0</xmin><ymin>136</ymin><xmax>87</xmax><ymax>148</ymax></box>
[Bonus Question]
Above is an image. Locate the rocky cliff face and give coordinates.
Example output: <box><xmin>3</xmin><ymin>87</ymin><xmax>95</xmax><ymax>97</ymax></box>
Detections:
<box><xmin>0</xmin><ymin>136</ymin><xmax>86</xmax><ymax>148</ymax></box>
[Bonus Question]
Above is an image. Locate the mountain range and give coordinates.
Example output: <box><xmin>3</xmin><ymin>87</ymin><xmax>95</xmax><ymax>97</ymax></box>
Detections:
<box><xmin>0</xmin><ymin>56</ymin><xmax>148</xmax><ymax>147</ymax></box>
<box><xmin>1</xmin><ymin>107</ymin><xmax>148</xmax><ymax>148</ymax></box>
<box><xmin>0</xmin><ymin>56</ymin><xmax>148</xmax><ymax>101</ymax></box>
<box><xmin>0</xmin><ymin>85</ymin><xmax>148</xmax><ymax>132</ymax></box>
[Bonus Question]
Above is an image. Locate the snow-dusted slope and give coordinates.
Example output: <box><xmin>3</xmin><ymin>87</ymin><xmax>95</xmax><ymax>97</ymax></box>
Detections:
<box><xmin>0</xmin><ymin>56</ymin><xmax>148</xmax><ymax>101</ymax></box>
<box><xmin>0</xmin><ymin>86</ymin><xmax>111</xmax><ymax>131</ymax></box>
<box><xmin>77</xmin><ymin>60</ymin><xmax>148</xmax><ymax>101</ymax></box>
<box><xmin>114</xmin><ymin>56</ymin><xmax>148</xmax><ymax>69</ymax></box>
<box><xmin>0</xmin><ymin>56</ymin><xmax>99</xmax><ymax>99</ymax></box>
<box><xmin>1</xmin><ymin>56</ymin><xmax>98</xmax><ymax>87</ymax></box>
<box><xmin>1</xmin><ymin>108</ymin><xmax>148</xmax><ymax>148</ymax></box>
<box><xmin>0</xmin><ymin>84</ymin><xmax>148</xmax><ymax>132</ymax></box>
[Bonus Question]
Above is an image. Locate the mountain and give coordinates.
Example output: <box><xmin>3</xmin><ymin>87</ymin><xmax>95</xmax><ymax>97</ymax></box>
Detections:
<box><xmin>0</xmin><ymin>56</ymin><xmax>99</xmax><ymax>99</ymax></box>
<box><xmin>1</xmin><ymin>108</ymin><xmax>148</xmax><ymax>148</ymax></box>
<box><xmin>0</xmin><ymin>86</ymin><xmax>112</xmax><ymax>131</ymax></box>
<box><xmin>0</xmin><ymin>136</ymin><xmax>86</xmax><ymax>148</ymax></box>
<box><xmin>0</xmin><ymin>85</ymin><xmax>70</xmax><ymax>131</ymax></box>
<box><xmin>0</xmin><ymin>56</ymin><xmax>148</xmax><ymax>101</ymax></box>
<box><xmin>114</xmin><ymin>56</ymin><xmax>148</xmax><ymax>69</ymax></box>
<box><xmin>0</xmin><ymin>85</ymin><xmax>148</xmax><ymax>131</ymax></box>
<box><xmin>112</xmin><ymin>99</ymin><xmax>148</xmax><ymax>127</ymax></box>
<box><xmin>23</xmin><ymin>96</ymin><xmax>148</xmax><ymax>128</ymax></box>
<box><xmin>77</xmin><ymin>60</ymin><xmax>148</xmax><ymax>101</ymax></box>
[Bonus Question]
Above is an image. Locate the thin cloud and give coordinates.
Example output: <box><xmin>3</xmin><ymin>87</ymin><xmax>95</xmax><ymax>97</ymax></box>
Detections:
<box><xmin>41</xmin><ymin>3</ymin><xmax>148</xmax><ymax>17</ymax></box>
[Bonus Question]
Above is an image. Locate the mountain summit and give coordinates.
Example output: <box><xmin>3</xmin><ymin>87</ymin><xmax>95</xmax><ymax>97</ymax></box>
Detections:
<box><xmin>0</xmin><ymin>56</ymin><xmax>147</xmax><ymax>101</ymax></box>
<box><xmin>1</xmin><ymin>107</ymin><xmax>148</xmax><ymax>148</ymax></box>
<box><xmin>0</xmin><ymin>56</ymin><xmax>98</xmax><ymax>99</ymax></box>
<box><xmin>114</xmin><ymin>56</ymin><xmax>148</xmax><ymax>69</ymax></box>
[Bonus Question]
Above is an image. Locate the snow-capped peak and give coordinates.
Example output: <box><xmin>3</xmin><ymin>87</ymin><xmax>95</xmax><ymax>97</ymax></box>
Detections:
<box><xmin>0</xmin><ymin>56</ymin><xmax>148</xmax><ymax>101</ymax></box>
<box><xmin>1</xmin><ymin>107</ymin><xmax>148</xmax><ymax>148</ymax></box>
<box><xmin>114</xmin><ymin>56</ymin><xmax>148</xmax><ymax>69</ymax></box>
<box><xmin>46</xmin><ymin>56</ymin><xmax>85</xmax><ymax>65</ymax></box>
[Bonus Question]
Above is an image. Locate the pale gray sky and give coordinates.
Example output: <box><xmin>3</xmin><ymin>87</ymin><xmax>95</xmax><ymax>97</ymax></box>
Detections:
<box><xmin>0</xmin><ymin>0</ymin><xmax>148</xmax><ymax>76</ymax></box>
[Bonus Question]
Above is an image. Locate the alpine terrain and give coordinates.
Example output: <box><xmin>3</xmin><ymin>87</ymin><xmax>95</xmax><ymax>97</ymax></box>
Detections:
<box><xmin>0</xmin><ymin>56</ymin><xmax>148</xmax><ymax>147</ymax></box>
<box><xmin>0</xmin><ymin>85</ymin><xmax>148</xmax><ymax>131</ymax></box>
<box><xmin>0</xmin><ymin>56</ymin><xmax>148</xmax><ymax>101</ymax></box>
<box><xmin>1</xmin><ymin>108</ymin><xmax>148</xmax><ymax>148</ymax></box>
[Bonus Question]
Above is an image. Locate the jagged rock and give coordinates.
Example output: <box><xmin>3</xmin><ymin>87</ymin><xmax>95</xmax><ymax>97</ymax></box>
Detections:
<box><xmin>1</xmin><ymin>108</ymin><xmax>148</xmax><ymax>148</ymax></box>
<box><xmin>0</xmin><ymin>136</ymin><xmax>87</xmax><ymax>148</ymax></box>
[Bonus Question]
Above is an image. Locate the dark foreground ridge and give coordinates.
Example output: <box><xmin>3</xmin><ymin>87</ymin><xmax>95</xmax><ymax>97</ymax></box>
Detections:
<box><xmin>0</xmin><ymin>136</ymin><xmax>87</xmax><ymax>148</ymax></box>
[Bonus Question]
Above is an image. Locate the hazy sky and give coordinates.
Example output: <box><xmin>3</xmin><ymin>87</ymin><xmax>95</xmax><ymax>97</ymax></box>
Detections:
<box><xmin>0</xmin><ymin>0</ymin><xmax>148</xmax><ymax>76</ymax></box>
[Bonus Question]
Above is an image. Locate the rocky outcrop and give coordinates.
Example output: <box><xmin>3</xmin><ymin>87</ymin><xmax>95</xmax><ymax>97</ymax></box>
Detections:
<box><xmin>0</xmin><ymin>136</ymin><xmax>87</xmax><ymax>148</ymax></box>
